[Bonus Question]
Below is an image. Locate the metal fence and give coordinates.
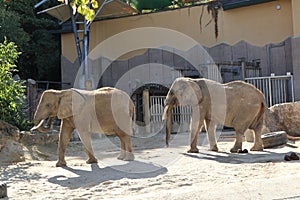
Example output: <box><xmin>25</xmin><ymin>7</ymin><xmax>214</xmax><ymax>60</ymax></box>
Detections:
<box><xmin>245</xmin><ymin>73</ymin><xmax>294</xmax><ymax>107</ymax></box>
<box><xmin>150</xmin><ymin>96</ymin><xmax>192</xmax><ymax>132</ymax></box>
<box><xmin>149</xmin><ymin>74</ymin><xmax>294</xmax><ymax>131</ymax></box>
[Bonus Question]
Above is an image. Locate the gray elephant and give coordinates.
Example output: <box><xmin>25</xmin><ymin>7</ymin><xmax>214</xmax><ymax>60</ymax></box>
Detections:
<box><xmin>31</xmin><ymin>87</ymin><xmax>135</xmax><ymax>167</ymax></box>
<box><xmin>162</xmin><ymin>77</ymin><xmax>266</xmax><ymax>153</ymax></box>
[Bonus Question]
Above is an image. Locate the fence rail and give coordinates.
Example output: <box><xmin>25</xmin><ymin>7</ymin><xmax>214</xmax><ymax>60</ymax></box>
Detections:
<box><xmin>149</xmin><ymin>74</ymin><xmax>294</xmax><ymax>130</ymax></box>
<box><xmin>150</xmin><ymin>96</ymin><xmax>192</xmax><ymax>123</ymax></box>
<box><xmin>245</xmin><ymin>74</ymin><xmax>294</xmax><ymax>107</ymax></box>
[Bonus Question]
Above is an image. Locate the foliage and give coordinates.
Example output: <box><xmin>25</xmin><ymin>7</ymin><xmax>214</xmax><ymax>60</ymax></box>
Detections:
<box><xmin>0</xmin><ymin>38</ymin><xmax>32</xmax><ymax>130</ymax></box>
<box><xmin>0</xmin><ymin>0</ymin><xmax>61</xmax><ymax>81</ymax></box>
<box><xmin>59</xmin><ymin>0</ymin><xmax>99</xmax><ymax>22</ymax></box>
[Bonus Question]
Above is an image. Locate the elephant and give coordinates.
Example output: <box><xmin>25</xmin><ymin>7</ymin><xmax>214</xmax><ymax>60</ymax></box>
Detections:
<box><xmin>31</xmin><ymin>87</ymin><xmax>135</xmax><ymax>167</ymax></box>
<box><xmin>162</xmin><ymin>77</ymin><xmax>266</xmax><ymax>153</ymax></box>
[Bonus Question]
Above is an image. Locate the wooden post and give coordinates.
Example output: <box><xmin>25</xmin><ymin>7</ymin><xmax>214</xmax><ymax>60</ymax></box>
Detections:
<box><xmin>143</xmin><ymin>89</ymin><xmax>150</xmax><ymax>133</ymax></box>
<box><xmin>27</xmin><ymin>79</ymin><xmax>37</xmax><ymax>121</ymax></box>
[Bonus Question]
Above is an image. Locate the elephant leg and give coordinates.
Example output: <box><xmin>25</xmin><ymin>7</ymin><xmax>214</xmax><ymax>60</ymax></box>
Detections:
<box><xmin>117</xmin><ymin>135</ymin><xmax>126</xmax><ymax>160</ymax></box>
<box><xmin>205</xmin><ymin>119</ymin><xmax>218</xmax><ymax>152</ymax></box>
<box><xmin>250</xmin><ymin>127</ymin><xmax>264</xmax><ymax>151</ymax></box>
<box><xmin>79</xmin><ymin>132</ymin><xmax>97</xmax><ymax>164</ymax></box>
<box><xmin>230</xmin><ymin>129</ymin><xmax>245</xmax><ymax>153</ymax></box>
<box><xmin>188</xmin><ymin>109</ymin><xmax>203</xmax><ymax>153</ymax></box>
<box><xmin>56</xmin><ymin>122</ymin><xmax>74</xmax><ymax>167</ymax></box>
<box><xmin>117</xmin><ymin>131</ymin><xmax>134</xmax><ymax>161</ymax></box>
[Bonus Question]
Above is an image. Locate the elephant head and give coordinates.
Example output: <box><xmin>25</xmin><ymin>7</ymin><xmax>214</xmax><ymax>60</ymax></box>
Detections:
<box><xmin>162</xmin><ymin>77</ymin><xmax>202</xmax><ymax>146</ymax></box>
<box><xmin>31</xmin><ymin>89</ymin><xmax>85</xmax><ymax>132</ymax></box>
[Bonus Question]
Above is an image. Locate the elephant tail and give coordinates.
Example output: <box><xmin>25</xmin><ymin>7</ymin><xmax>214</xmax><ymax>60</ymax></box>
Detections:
<box><xmin>131</xmin><ymin>101</ymin><xmax>137</xmax><ymax>136</ymax></box>
<box><xmin>250</xmin><ymin>101</ymin><xmax>267</xmax><ymax>130</ymax></box>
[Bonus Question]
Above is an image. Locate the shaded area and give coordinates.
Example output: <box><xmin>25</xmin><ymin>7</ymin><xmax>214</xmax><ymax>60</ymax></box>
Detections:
<box><xmin>0</xmin><ymin>163</ymin><xmax>43</xmax><ymax>184</ymax></box>
<box><xmin>48</xmin><ymin>161</ymin><xmax>167</xmax><ymax>189</ymax></box>
<box><xmin>183</xmin><ymin>149</ymin><xmax>298</xmax><ymax>164</ymax></box>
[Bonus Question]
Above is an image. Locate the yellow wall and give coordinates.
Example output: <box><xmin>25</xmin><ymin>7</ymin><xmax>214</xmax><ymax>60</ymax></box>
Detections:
<box><xmin>291</xmin><ymin>0</ymin><xmax>300</xmax><ymax>36</ymax></box>
<box><xmin>62</xmin><ymin>0</ymin><xmax>295</xmax><ymax>61</ymax></box>
<box><xmin>221</xmin><ymin>0</ymin><xmax>293</xmax><ymax>46</ymax></box>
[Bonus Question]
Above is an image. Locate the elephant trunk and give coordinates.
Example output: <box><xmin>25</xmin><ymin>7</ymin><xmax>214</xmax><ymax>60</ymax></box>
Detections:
<box><xmin>162</xmin><ymin>104</ymin><xmax>173</xmax><ymax>147</ymax></box>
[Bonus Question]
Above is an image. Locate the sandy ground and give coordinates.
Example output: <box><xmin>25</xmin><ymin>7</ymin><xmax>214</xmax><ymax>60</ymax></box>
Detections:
<box><xmin>1</xmin><ymin>131</ymin><xmax>300</xmax><ymax>200</ymax></box>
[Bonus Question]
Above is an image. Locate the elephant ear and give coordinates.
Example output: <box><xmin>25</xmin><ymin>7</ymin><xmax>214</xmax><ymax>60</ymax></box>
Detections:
<box><xmin>57</xmin><ymin>89</ymin><xmax>86</xmax><ymax>119</ymax></box>
<box><xmin>187</xmin><ymin>79</ymin><xmax>203</xmax><ymax>106</ymax></box>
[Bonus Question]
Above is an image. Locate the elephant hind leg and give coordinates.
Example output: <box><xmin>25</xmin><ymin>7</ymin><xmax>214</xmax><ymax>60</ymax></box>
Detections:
<box><xmin>117</xmin><ymin>137</ymin><xmax>126</xmax><ymax>160</ymax></box>
<box><xmin>230</xmin><ymin>128</ymin><xmax>246</xmax><ymax>153</ymax></box>
<box><xmin>56</xmin><ymin>123</ymin><xmax>74</xmax><ymax>167</ymax></box>
<box><xmin>250</xmin><ymin>127</ymin><xmax>264</xmax><ymax>151</ymax></box>
<box><xmin>116</xmin><ymin>131</ymin><xmax>134</xmax><ymax>161</ymax></box>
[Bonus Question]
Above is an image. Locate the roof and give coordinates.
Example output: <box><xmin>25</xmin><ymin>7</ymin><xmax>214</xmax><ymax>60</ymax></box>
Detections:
<box><xmin>221</xmin><ymin>0</ymin><xmax>275</xmax><ymax>10</ymax></box>
<box><xmin>36</xmin><ymin>0</ymin><xmax>137</xmax><ymax>22</ymax></box>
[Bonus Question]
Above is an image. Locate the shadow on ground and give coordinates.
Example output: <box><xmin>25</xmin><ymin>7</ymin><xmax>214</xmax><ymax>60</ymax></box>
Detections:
<box><xmin>48</xmin><ymin>161</ymin><xmax>167</xmax><ymax>189</ymax></box>
<box><xmin>183</xmin><ymin>149</ymin><xmax>300</xmax><ymax>164</ymax></box>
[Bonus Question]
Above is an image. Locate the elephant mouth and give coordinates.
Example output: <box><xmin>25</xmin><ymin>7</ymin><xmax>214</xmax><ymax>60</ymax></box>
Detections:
<box><xmin>31</xmin><ymin>117</ymin><xmax>53</xmax><ymax>133</ymax></box>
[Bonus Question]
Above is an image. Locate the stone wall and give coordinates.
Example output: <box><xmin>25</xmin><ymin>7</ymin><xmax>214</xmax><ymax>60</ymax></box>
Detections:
<box><xmin>61</xmin><ymin>38</ymin><xmax>298</xmax><ymax>100</ymax></box>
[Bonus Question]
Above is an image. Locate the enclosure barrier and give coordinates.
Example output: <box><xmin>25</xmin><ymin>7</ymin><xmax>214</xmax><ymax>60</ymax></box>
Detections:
<box><xmin>149</xmin><ymin>74</ymin><xmax>294</xmax><ymax>131</ymax></box>
<box><xmin>150</xmin><ymin>96</ymin><xmax>192</xmax><ymax>132</ymax></box>
<box><xmin>245</xmin><ymin>73</ymin><xmax>294</xmax><ymax>107</ymax></box>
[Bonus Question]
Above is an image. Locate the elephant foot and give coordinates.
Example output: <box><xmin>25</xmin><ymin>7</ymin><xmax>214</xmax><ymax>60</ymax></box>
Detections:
<box><xmin>187</xmin><ymin>148</ymin><xmax>199</xmax><ymax>153</ymax></box>
<box><xmin>230</xmin><ymin>147</ymin><xmax>241</xmax><ymax>153</ymax></box>
<box><xmin>230</xmin><ymin>143</ymin><xmax>243</xmax><ymax>153</ymax></box>
<box><xmin>124</xmin><ymin>153</ymin><xmax>135</xmax><ymax>161</ymax></box>
<box><xmin>250</xmin><ymin>144</ymin><xmax>264</xmax><ymax>151</ymax></box>
<box><xmin>210</xmin><ymin>145</ymin><xmax>218</xmax><ymax>152</ymax></box>
<box><xmin>56</xmin><ymin>160</ymin><xmax>67</xmax><ymax>167</ymax></box>
<box><xmin>117</xmin><ymin>153</ymin><xmax>126</xmax><ymax>160</ymax></box>
<box><xmin>86</xmin><ymin>157</ymin><xmax>98</xmax><ymax>164</ymax></box>
<box><xmin>118</xmin><ymin>152</ymin><xmax>134</xmax><ymax>161</ymax></box>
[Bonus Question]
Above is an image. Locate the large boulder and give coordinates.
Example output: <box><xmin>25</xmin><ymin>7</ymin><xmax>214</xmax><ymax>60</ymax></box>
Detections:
<box><xmin>263</xmin><ymin>102</ymin><xmax>300</xmax><ymax>137</ymax></box>
<box><xmin>0</xmin><ymin>120</ymin><xmax>20</xmax><ymax>141</ymax></box>
<box><xmin>0</xmin><ymin>120</ymin><xmax>59</xmax><ymax>163</ymax></box>
<box><xmin>245</xmin><ymin>101</ymin><xmax>300</xmax><ymax>143</ymax></box>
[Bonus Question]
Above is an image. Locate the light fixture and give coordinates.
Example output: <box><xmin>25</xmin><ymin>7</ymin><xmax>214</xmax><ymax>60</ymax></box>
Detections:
<box><xmin>276</xmin><ymin>4</ymin><xmax>281</xmax><ymax>10</ymax></box>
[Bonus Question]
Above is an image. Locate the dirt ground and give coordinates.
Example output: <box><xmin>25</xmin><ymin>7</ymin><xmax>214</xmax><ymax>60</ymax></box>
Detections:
<box><xmin>1</xmin><ymin>131</ymin><xmax>300</xmax><ymax>200</ymax></box>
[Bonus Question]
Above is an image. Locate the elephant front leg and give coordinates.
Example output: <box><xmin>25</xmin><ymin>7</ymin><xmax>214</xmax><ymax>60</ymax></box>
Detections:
<box><xmin>56</xmin><ymin>122</ymin><xmax>74</xmax><ymax>167</ymax></box>
<box><xmin>205</xmin><ymin>119</ymin><xmax>218</xmax><ymax>152</ymax></box>
<box><xmin>79</xmin><ymin>132</ymin><xmax>97</xmax><ymax>164</ymax></box>
<box><xmin>188</xmin><ymin>110</ymin><xmax>203</xmax><ymax>153</ymax></box>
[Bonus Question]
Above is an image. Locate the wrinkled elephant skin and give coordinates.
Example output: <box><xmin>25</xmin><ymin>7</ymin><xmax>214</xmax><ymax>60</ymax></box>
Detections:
<box><xmin>32</xmin><ymin>87</ymin><xmax>135</xmax><ymax>167</ymax></box>
<box><xmin>163</xmin><ymin>77</ymin><xmax>266</xmax><ymax>153</ymax></box>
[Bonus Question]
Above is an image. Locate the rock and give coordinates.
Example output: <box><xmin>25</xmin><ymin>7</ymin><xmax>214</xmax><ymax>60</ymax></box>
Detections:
<box><xmin>0</xmin><ymin>120</ymin><xmax>21</xmax><ymax>154</ymax></box>
<box><xmin>263</xmin><ymin>102</ymin><xmax>300</xmax><ymax>137</ymax></box>
<box><xmin>244</xmin><ymin>129</ymin><xmax>254</xmax><ymax>142</ymax></box>
<box><xmin>0</xmin><ymin>181</ymin><xmax>7</xmax><ymax>198</ymax></box>
<box><xmin>245</xmin><ymin>102</ymin><xmax>300</xmax><ymax>143</ymax></box>
<box><xmin>261</xmin><ymin>131</ymin><xmax>288</xmax><ymax>148</ymax></box>
<box><xmin>0</xmin><ymin>121</ymin><xmax>58</xmax><ymax>163</ymax></box>
<box><xmin>0</xmin><ymin>139</ymin><xmax>29</xmax><ymax>163</ymax></box>
<box><xmin>0</xmin><ymin>120</ymin><xmax>20</xmax><ymax>141</ymax></box>
<box><xmin>20</xmin><ymin>131</ymin><xmax>59</xmax><ymax>145</ymax></box>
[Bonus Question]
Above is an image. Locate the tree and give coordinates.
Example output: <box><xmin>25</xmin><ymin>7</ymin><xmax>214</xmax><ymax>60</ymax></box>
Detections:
<box><xmin>0</xmin><ymin>38</ymin><xmax>31</xmax><ymax>130</ymax></box>
<box><xmin>58</xmin><ymin>0</ymin><xmax>99</xmax><ymax>22</ymax></box>
<box><xmin>0</xmin><ymin>0</ymin><xmax>61</xmax><ymax>81</ymax></box>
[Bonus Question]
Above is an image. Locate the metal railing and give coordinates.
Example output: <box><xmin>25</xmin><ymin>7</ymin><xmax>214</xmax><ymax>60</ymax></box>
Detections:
<box><xmin>150</xmin><ymin>96</ymin><xmax>192</xmax><ymax>124</ymax></box>
<box><xmin>245</xmin><ymin>73</ymin><xmax>294</xmax><ymax>107</ymax></box>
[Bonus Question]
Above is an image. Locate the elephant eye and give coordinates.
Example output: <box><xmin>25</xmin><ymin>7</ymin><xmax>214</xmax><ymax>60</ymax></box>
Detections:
<box><xmin>46</xmin><ymin>103</ymin><xmax>52</xmax><ymax>108</ymax></box>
